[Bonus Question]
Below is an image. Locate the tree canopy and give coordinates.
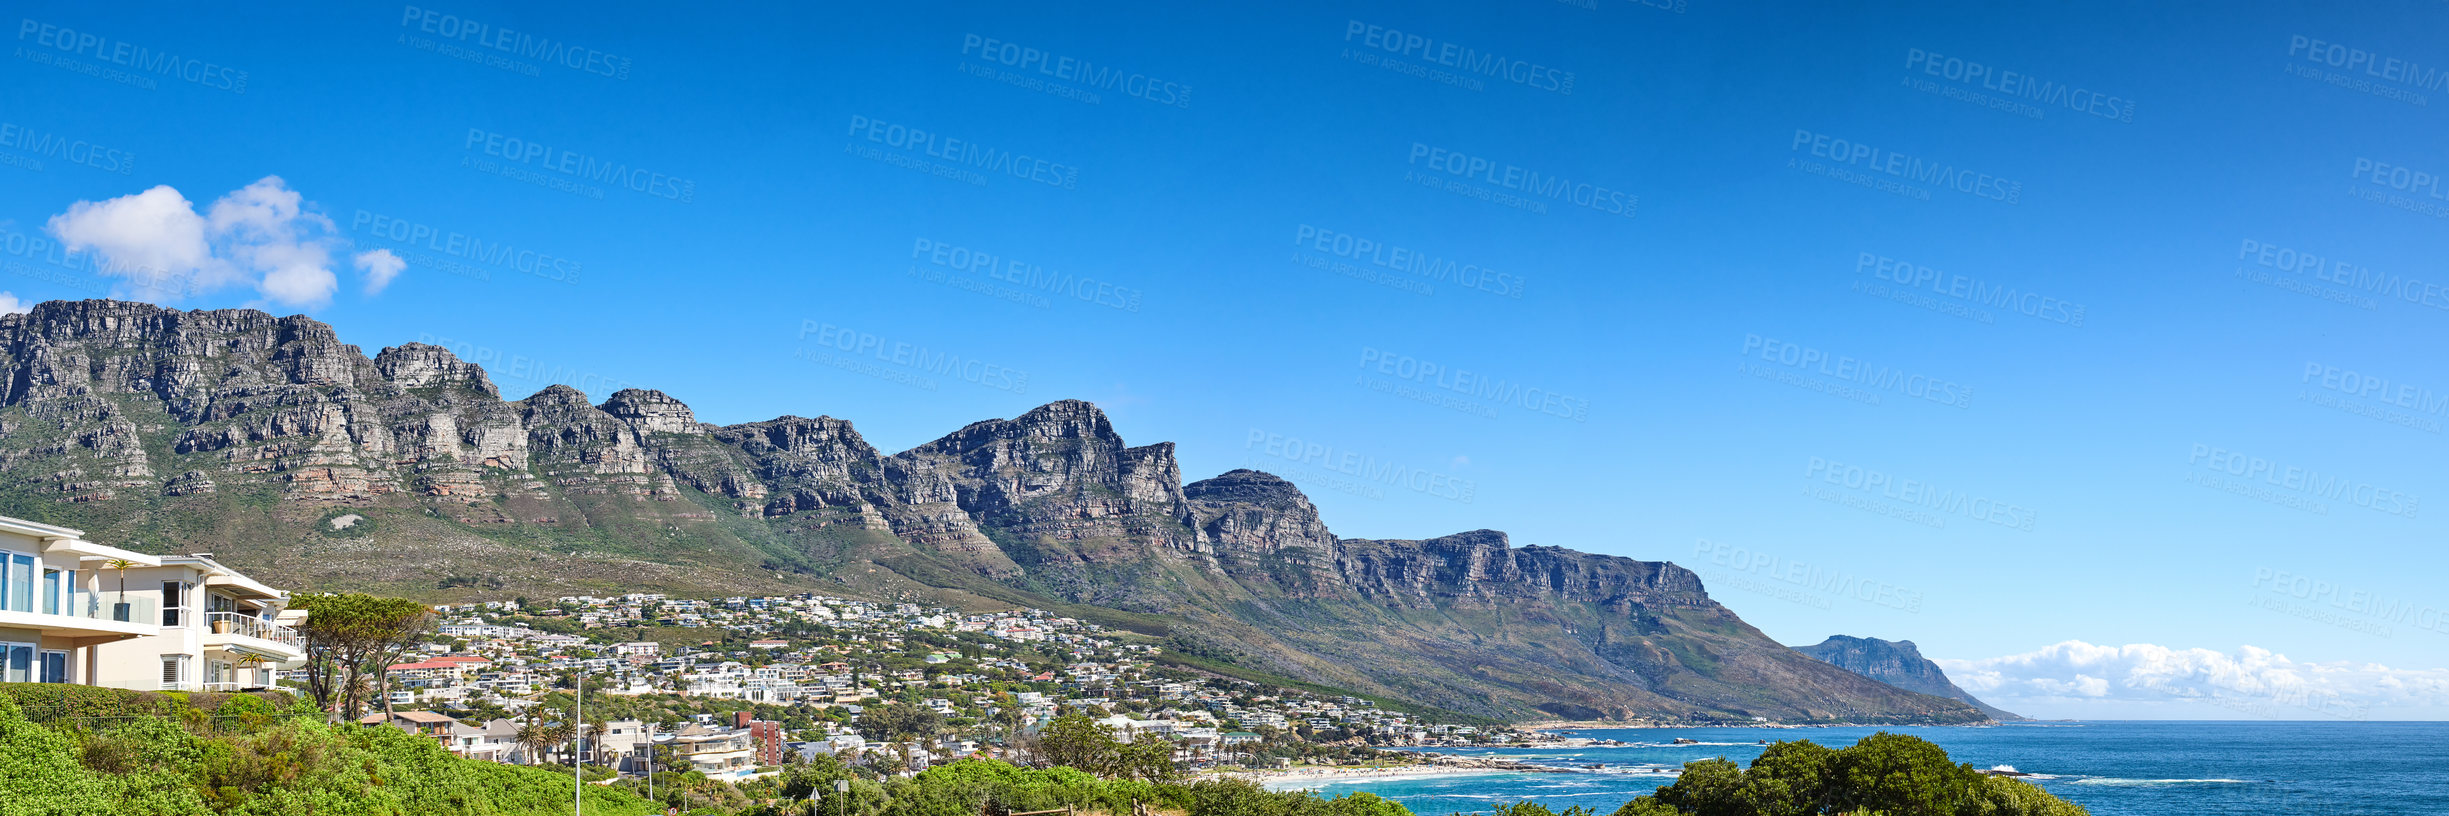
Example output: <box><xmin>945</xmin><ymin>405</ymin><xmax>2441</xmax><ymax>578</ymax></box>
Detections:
<box><xmin>1613</xmin><ymin>733</ymin><xmax>2089</xmax><ymax>816</ymax></box>
<box><xmin>289</xmin><ymin>593</ymin><xmax>435</xmax><ymax>719</ymax></box>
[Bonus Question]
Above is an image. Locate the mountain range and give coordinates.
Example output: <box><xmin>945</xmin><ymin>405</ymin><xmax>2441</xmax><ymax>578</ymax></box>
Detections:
<box><xmin>0</xmin><ymin>299</ymin><xmax>1989</xmax><ymax>724</ymax></box>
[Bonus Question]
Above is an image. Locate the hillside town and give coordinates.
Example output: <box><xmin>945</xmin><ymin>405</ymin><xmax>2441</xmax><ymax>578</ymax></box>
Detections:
<box><xmin>0</xmin><ymin>512</ymin><xmax>1547</xmax><ymax>787</ymax></box>
<box><xmin>375</xmin><ymin>590</ymin><xmax>1539</xmax><ymax>780</ymax></box>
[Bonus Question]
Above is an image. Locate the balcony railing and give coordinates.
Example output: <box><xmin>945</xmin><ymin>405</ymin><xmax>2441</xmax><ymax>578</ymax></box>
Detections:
<box><xmin>205</xmin><ymin>611</ymin><xmax>303</xmax><ymax>648</ymax></box>
<box><xmin>67</xmin><ymin>594</ymin><xmax>158</xmax><ymax>624</ymax></box>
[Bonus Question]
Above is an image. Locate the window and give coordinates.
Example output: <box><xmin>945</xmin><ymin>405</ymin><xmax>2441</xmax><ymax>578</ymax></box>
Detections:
<box><xmin>1</xmin><ymin>643</ymin><xmax>29</xmax><ymax>683</ymax></box>
<box><xmin>160</xmin><ymin>655</ymin><xmax>189</xmax><ymax>689</ymax></box>
<box><xmin>39</xmin><ymin>650</ymin><xmax>66</xmax><ymax>684</ymax></box>
<box><xmin>5</xmin><ymin>553</ymin><xmax>31</xmax><ymax>613</ymax></box>
<box><xmin>41</xmin><ymin>568</ymin><xmax>62</xmax><ymax>615</ymax></box>
<box><xmin>162</xmin><ymin>581</ymin><xmax>186</xmax><ymax>627</ymax></box>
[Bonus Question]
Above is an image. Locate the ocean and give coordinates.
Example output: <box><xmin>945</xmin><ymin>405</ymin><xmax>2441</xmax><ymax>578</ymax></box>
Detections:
<box><xmin>1265</xmin><ymin>722</ymin><xmax>2447</xmax><ymax>816</ymax></box>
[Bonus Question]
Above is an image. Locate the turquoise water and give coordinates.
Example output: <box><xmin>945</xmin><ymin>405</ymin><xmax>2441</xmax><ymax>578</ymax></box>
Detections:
<box><xmin>1269</xmin><ymin>722</ymin><xmax>2446</xmax><ymax>815</ymax></box>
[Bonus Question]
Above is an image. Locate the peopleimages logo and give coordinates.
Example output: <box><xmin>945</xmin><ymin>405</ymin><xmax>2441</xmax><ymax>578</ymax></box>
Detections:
<box><xmin>909</xmin><ymin>238</ymin><xmax>1140</xmax><ymax>312</ymax></box>
<box><xmin>1295</xmin><ymin>225</ymin><xmax>1523</xmax><ymax>298</ymax></box>
<box><xmin>352</xmin><ymin>209</ymin><xmax>582</xmax><ymax>284</ymax></box>
<box><xmin>0</xmin><ymin>121</ymin><xmax>135</xmax><ymax>175</ymax></box>
<box><xmin>1902</xmin><ymin>48</ymin><xmax>2135</xmax><ymax>122</ymax></box>
<box><xmin>2252</xmin><ymin>567</ymin><xmax>2449</xmax><ymax>636</ymax></box>
<box><xmin>2351</xmin><ymin>158</ymin><xmax>2449</xmax><ymax>202</ymax></box>
<box><xmin>2236</xmin><ymin>238</ymin><xmax>2449</xmax><ymax>311</ymax></box>
<box><xmin>1342</xmin><ymin>20</ymin><xmax>1575</xmax><ymax>95</ymax></box>
<box><xmin>1692</xmin><ymin>539</ymin><xmax>1924</xmax><ymax>613</ymax></box>
<box><xmin>2286</xmin><ymin>36</ymin><xmax>2448</xmax><ymax>93</ymax></box>
<box><xmin>463</xmin><ymin>128</ymin><xmax>696</xmax><ymax>202</ymax></box>
<box><xmin>1244</xmin><ymin>429</ymin><xmax>1474</xmax><ymax>503</ymax></box>
<box><xmin>2186</xmin><ymin>443</ymin><xmax>2419</xmax><ymax>518</ymax></box>
<box><xmin>1790</xmin><ymin>129</ymin><xmax>2022</xmax><ymax>204</ymax></box>
<box><xmin>1739</xmin><ymin>334</ymin><xmax>1974</xmax><ymax>408</ymax></box>
<box><xmin>1405</xmin><ymin>143</ymin><xmax>1636</xmax><ymax>217</ymax></box>
<box><xmin>1804</xmin><ymin>456</ymin><xmax>2036</xmax><ymax>531</ymax></box>
<box><xmin>795</xmin><ymin>321</ymin><xmax>1030</xmax><ymax>393</ymax></box>
<box><xmin>399</xmin><ymin>6</ymin><xmax>632</xmax><ymax>79</ymax></box>
<box><xmin>847</xmin><ymin>115</ymin><xmax>1079</xmax><ymax>190</ymax></box>
<box><xmin>16</xmin><ymin>18</ymin><xmax>249</xmax><ymax>93</ymax></box>
<box><xmin>2301</xmin><ymin>364</ymin><xmax>2448</xmax><ymax>416</ymax></box>
<box><xmin>1856</xmin><ymin>252</ymin><xmax>2085</xmax><ymax>327</ymax></box>
<box><xmin>1357</xmin><ymin>347</ymin><xmax>1589</xmax><ymax>421</ymax></box>
<box><xmin>959</xmin><ymin>34</ymin><xmax>1190</xmax><ymax>108</ymax></box>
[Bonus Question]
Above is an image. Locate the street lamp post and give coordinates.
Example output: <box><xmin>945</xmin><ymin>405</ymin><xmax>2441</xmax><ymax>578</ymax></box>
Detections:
<box><xmin>572</xmin><ymin>671</ymin><xmax>584</xmax><ymax>815</ymax></box>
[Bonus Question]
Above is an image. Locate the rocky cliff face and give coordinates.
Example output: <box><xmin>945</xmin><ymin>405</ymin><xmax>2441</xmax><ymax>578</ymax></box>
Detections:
<box><xmin>1798</xmin><ymin>635</ymin><xmax>2023</xmax><ymax>720</ymax></box>
<box><xmin>0</xmin><ymin>300</ymin><xmax>1989</xmax><ymax>724</ymax></box>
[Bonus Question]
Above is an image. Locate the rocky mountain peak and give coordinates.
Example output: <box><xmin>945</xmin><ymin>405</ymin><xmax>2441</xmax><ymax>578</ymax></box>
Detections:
<box><xmin>373</xmin><ymin>343</ymin><xmax>498</xmax><ymax>397</ymax></box>
<box><xmin>1184</xmin><ymin>469</ymin><xmax>1311</xmax><ymax>507</ymax></box>
<box><xmin>1798</xmin><ymin>635</ymin><xmax>2021</xmax><ymax>721</ymax></box>
<box><xmin>600</xmin><ymin>389</ymin><xmax>701</xmax><ymax>435</ymax></box>
<box><xmin>719</xmin><ymin>415</ymin><xmax>874</xmax><ymax>456</ymax></box>
<box><xmin>521</xmin><ymin>384</ymin><xmax>595</xmax><ymax>409</ymax></box>
<box><xmin>1010</xmin><ymin>398</ymin><xmax>1119</xmax><ymax>442</ymax></box>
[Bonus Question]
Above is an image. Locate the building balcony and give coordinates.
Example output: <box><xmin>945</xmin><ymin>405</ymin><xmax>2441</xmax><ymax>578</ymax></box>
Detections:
<box><xmin>0</xmin><ymin>595</ymin><xmax>160</xmax><ymax>640</ymax></box>
<box><xmin>202</xmin><ymin>611</ymin><xmax>307</xmax><ymax>665</ymax></box>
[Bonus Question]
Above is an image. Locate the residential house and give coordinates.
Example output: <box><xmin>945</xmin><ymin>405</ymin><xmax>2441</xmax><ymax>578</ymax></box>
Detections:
<box><xmin>359</xmin><ymin>710</ymin><xmax>460</xmax><ymax>742</ymax></box>
<box><xmin>0</xmin><ymin>517</ymin><xmax>160</xmax><ymax>686</ymax></box>
<box><xmin>445</xmin><ymin>718</ymin><xmax>521</xmax><ymax>762</ymax></box>
<box><xmin>733</xmin><ymin>711</ymin><xmax>784</xmax><ymax>766</ymax></box>
<box><xmin>90</xmin><ymin>553</ymin><xmax>306</xmax><ymax>692</ymax></box>
<box><xmin>658</xmin><ymin>722</ymin><xmax>759</xmax><ymax>781</ymax></box>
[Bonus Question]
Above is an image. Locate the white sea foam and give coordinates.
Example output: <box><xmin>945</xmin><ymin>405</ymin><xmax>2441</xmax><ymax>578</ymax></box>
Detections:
<box><xmin>2069</xmin><ymin>777</ymin><xmax>2251</xmax><ymax>786</ymax></box>
<box><xmin>1258</xmin><ymin>769</ymin><xmax>1515</xmax><ymax>792</ymax></box>
<box><xmin>1627</xmin><ymin>741</ymin><xmax>1752</xmax><ymax>747</ymax></box>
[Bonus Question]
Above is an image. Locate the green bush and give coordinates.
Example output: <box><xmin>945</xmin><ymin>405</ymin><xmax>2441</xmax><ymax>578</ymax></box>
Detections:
<box><xmin>0</xmin><ymin>684</ymin><xmax>658</xmax><ymax>815</ymax></box>
<box><xmin>1611</xmin><ymin>732</ymin><xmax>2089</xmax><ymax>816</ymax></box>
<box><xmin>0</xmin><ymin>682</ymin><xmax>179</xmax><ymax>721</ymax></box>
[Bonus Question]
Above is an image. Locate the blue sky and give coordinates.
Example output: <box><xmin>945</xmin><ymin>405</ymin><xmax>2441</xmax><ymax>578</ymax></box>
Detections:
<box><xmin>6</xmin><ymin>0</ymin><xmax>2446</xmax><ymax>718</ymax></box>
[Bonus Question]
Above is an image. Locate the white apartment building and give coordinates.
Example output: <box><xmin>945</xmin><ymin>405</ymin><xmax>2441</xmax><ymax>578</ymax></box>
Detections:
<box><xmin>0</xmin><ymin>517</ymin><xmax>161</xmax><ymax>685</ymax></box>
<box><xmin>659</xmin><ymin>722</ymin><xmax>759</xmax><ymax>780</ymax></box>
<box><xmin>83</xmin><ymin>550</ymin><xmax>307</xmax><ymax>692</ymax></box>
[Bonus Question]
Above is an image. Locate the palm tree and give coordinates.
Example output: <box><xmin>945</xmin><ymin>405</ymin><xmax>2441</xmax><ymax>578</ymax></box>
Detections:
<box><xmin>514</xmin><ymin>722</ymin><xmax>550</xmax><ymax>765</ymax></box>
<box><xmin>103</xmin><ymin>557</ymin><xmax>138</xmax><ymax>621</ymax></box>
<box><xmin>230</xmin><ymin>652</ymin><xmax>269</xmax><ymax>690</ymax></box>
<box><xmin>516</xmin><ymin>719</ymin><xmax>573</xmax><ymax>766</ymax></box>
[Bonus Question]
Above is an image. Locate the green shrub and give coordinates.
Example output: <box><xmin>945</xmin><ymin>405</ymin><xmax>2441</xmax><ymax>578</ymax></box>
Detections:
<box><xmin>0</xmin><ymin>682</ymin><xmax>658</xmax><ymax>815</ymax></box>
<box><xmin>1611</xmin><ymin>732</ymin><xmax>2089</xmax><ymax>816</ymax></box>
<box><xmin>0</xmin><ymin>682</ymin><xmax>178</xmax><ymax>721</ymax></box>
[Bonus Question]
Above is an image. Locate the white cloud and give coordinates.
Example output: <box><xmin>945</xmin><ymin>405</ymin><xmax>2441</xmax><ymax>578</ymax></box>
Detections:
<box><xmin>43</xmin><ymin>185</ymin><xmax>221</xmax><ymax>300</ymax></box>
<box><xmin>1937</xmin><ymin>640</ymin><xmax>2449</xmax><ymax>720</ymax></box>
<box><xmin>0</xmin><ymin>292</ymin><xmax>30</xmax><ymax>315</ymax></box>
<box><xmin>44</xmin><ymin>176</ymin><xmax>401</xmax><ymax>308</ymax></box>
<box><xmin>355</xmin><ymin>249</ymin><xmax>405</xmax><ymax>294</ymax></box>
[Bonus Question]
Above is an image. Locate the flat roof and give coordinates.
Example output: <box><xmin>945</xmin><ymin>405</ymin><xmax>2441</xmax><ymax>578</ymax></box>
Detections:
<box><xmin>167</xmin><ymin>555</ymin><xmax>286</xmax><ymax>599</ymax></box>
<box><xmin>42</xmin><ymin>539</ymin><xmax>163</xmax><ymax>567</ymax></box>
<box><xmin>0</xmin><ymin>515</ymin><xmax>84</xmax><ymax>541</ymax></box>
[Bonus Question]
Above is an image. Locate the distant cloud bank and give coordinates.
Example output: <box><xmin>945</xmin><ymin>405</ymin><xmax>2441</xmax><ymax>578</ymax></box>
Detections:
<box><xmin>1938</xmin><ymin>640</ymin><xmax>2449</xmax><ymax>720</ymax></box>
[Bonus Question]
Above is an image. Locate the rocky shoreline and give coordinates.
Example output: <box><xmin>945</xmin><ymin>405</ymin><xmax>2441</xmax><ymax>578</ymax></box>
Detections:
<box><xmin>1417</xmin><ymin>754</ymin><xmax>1579</xmax><ymax>773</ymax></box>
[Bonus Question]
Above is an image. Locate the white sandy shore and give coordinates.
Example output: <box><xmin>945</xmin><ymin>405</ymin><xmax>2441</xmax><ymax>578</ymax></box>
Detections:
<box><xmin>1213</xmin><ymin>765</ymin><xmax>1515</xmax><ymax>791</ymax></box>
